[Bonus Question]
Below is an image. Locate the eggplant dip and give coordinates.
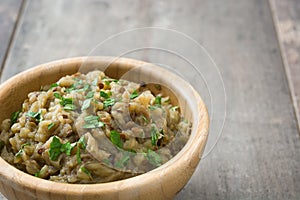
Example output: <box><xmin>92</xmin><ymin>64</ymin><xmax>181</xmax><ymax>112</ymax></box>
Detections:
<box><xmin>0</xmin><ymin>70</ymin><xmax>191</xmax><ymax>184</ymax></box>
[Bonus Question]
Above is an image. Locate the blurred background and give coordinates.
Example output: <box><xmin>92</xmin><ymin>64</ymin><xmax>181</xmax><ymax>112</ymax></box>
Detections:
<box><xmin>0</xmin><ymin>0</ymin><xmax>300</xmax><ymax>199</ymax></box>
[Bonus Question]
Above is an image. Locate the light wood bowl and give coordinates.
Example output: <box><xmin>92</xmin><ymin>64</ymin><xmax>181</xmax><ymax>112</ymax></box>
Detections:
<box><xmin>0</xmin><ymin>57</ymin><xmax>209</xmax><ymax>200</ymax></box>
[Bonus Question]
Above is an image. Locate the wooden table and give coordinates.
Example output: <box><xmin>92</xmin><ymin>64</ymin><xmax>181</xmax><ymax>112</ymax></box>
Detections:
<box><xmin>0</xmin><ymin>0</ymin><xmax>300</xmax><ymax>199</ymax></box>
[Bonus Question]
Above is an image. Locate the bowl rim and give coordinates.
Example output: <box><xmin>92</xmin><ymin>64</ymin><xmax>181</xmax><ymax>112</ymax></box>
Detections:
<box><xmin>0</xmin><ymin>56</ymin><xmax>209</xmax><ymax>197</ymax></box>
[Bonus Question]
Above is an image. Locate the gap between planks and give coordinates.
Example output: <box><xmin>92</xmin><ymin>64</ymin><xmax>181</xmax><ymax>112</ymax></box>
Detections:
<box><xmin>0</xmin><ymin>0</ymin><xmax>27</xmax><ymax>79</ymax></box>
<box><xmin>268</xmin><ymin>0</ymin><xmax>300</xmax><ymax>135</ymax></box>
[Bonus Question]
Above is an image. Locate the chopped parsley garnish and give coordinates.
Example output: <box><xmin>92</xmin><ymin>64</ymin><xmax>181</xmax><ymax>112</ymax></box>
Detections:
<box><xmin>104</xmin><ymin>80</ymin><xmax>110</xmax><ymax>86</ymax></box>
<box><xmin>82</xmin><ymin>84</ymin><xmax>90</xmax><ymax>92</ymax></box>
<box><xmin>61</xmin><ymin>142</ymin><xmax>76</xmax><ymax>156</ymax></box>
<box><xmin>15</xmin><ymin>143</ymin><xmax>31</xmax><ymax>157</ymax></box>
<box><xmin>80</xmin><ymin>166</ymin><xmax>92</xmax><ymax>177</ymax></box>
<box><xmin>60</xmin><ymin>97</ymin><xmax>74</xmax><ymax>106</ymax></box>
<box><xmin>26</xmin><ymin>111</ymin><xmax>43</xmax><ymax>122</ymax></box>
<box><xmin>54</xmin><ymin>93</ymin><xmax>77</xmax><ymax>111</ymax></box>
<box><xmin>145</xmin><ymin>149</ymin><xmax>162</xmax><ymax>167</ymax></box>
<box><xmin>141</xmin><ymin>115</ymin><xmax>148</xmax><ymax>123</ymax></box>
<box><xmin>66</xmin><ymin>79</ymin><xmax>83</xmax><ymax>92</ymax></box>
<box><xmin>85</xmin><ymin>91</ymin><xmax>94</xmax><ymax>99</ymax></box>
<box><xmin>148</xmin><ymin>96</ymin><xmax>162</xmax><ymax>110</ymax></box>
<box><xmin>102</xmin><ymin>158</ymin><xmax>111</xmax><ymax>165</ymax></box>
<box><xmin>53</xmin><ymin>92</ymin><xmax>62</xmax><ymax>99</ymax></box>
<box><xmin>82</xmin><ymin>90</ymin><xmax>94</xmax><ymax>111</ymax></box>
<box><xmin>100</xmin><ymin>91</ymin><xmax>110</xmax><ymax>99</ymax></box>
<box><xmin>63</xmin><ymin>104</ymin><xmax>77</xmax><ymax>111</ymax></box>
<box><xmin>154</xmin><ymin>96</ymin><xmax>162</xmax><ymax>105</ymax></box>
<box><xmin>149</xmin><ymin>105</ymin><xmax>158</xmax><ymax>111</ymax></box>
<box><xmin>11</xmin><ymin>111</ymin><xmax>20</xmax><ymax>124</ymax></box>
<box><xmin>110</xmin><ymin>130</ymin><xmax>123</xmax><ymax>148</ymax></box>
<box><xmin>103</xmin><ymin>78</ymin><xmax>119</xmax><ymax>84</ymax></box>
<box><xmin>49</xmin><ymin>136</ymin><xmax>76</xmax><ymax>160</ymax></box>
<box><xmin>78</xmin><ymin>136</ymin><xmax>86</xmax><ymax>150</ymax></box>
<box><xmin>81</xmin><ymin>99</ymin><xmax>91</xmax><ymax>111</ymax></box>
<box><xmin>76</xmin><ymin>147</ymin><xmax>81</xmax><ymax>164</ymax></box>
<box><xmin>103</xmin><ymin>98</ymin><xmax>115</xmax><ymax>108</ymax></box>
<box><xmin>34</xmin><ymin>171</ymin><xmax>40</xmax><ymax>177</ymax></box>
<box><xmin>115</xmin><ymin>153</ymin><xmax>130</xmax><ymax>168</ymax></box>
<box><xmin>47</xmin><ymin>122</ymin><xmax>55</xmax><ymax>130</ymax></box>
<box><xmin>49</xmin><ymin>83</ymin><xmax>59</xmax><ymax>89</ymax></box>
<box><xmin>150</xmin><ymin>126</ymin><xmax>159</xmax><ymax>146</ymax></box>
<box><xmin>130</xmin><ymin>90</ymin><xmax>139</xmax><ymax>99</ymax></box>
<box><xmin>92</xmin><ymin>78</ymin><xmax>98</xmax><ymax>86</ymax></box>
<box><xmin>83</xmin><ymin>115</ymin><xmax>104</xmax><ymax>129</ymax></box>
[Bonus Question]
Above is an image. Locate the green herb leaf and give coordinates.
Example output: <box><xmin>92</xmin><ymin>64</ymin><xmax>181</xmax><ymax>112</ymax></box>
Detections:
<box><xmin>81</xmin><ymin>99</ymin><xmax>91</xmax><ymax>111</ymax></box>
<box><xmin>85</xmin><ymin>91</ymin><xmax>94</xmax><ymax>99</ymax></box>
<box><xmin>150</xmin><ymin>126</ymin><xmax>159</xmax><ymax>146</ymax></box>
<box><xmin>149</xmin><ymin>105</ymin><xmax>158</xmax><ymax>111</ymax></box>
<box><xmin>102</xmin><ymin>78</ymin><xmax>119</xmax><ymax>87</ymax></box>
<box><xmin>60</xmin><ymin>97</ymin><xmax>73</xmax><ymax>106</ymax></box>
<box><xmin>78</xmin><ymin>136</ymin><xmax>86</xmax><ymax>150</ymax></box>
<box><xmin>34</xmin><ymin>171</ymin><xmax>40</xmax><ymax>177</ymax></box>
<box><xmin>63</xmin><ymin>104</ymin><xmax>77</xmax><ymax>111</ymax></box>
<box><xmin>103</xmin><ymin>98</ymin><xmax>115</xmax><ymax>108</ymax></box>
<box><xmin>102</xmin><ymin>159</ymin><xmax>111</xmax><ymax>165</ymax></box>
<box><xmin>26</xmin><ymin>111</ymin><xmax>43</xmax><ymax>122</ymax></box>
<box><xmin>92</xmin><ymin>78</ymin><xmax>98</xmax><ymax>86</ymax></box>
<box><xmin>154</xmin><ymin>96</ymin><xmax>162</xmax><ymax>105</ymax></box>
<box><xmin>49</xmin><ymin>136</ymin><xmax>62</xmax><ymax>160</ymax></box>
<box><xmin>15</xmin><ymin>149</ymin><xmax>23</xmax><ymax>157</ymax></box>
<box><xmin>50</xmin><ymin>83</ymin><xmax>59</xmax><ymax>89</ymax></box>
<box><xmin>49</xmin><ymin>136</ymin><xmax>77</xmax><ymax>160</ymax></box>
<box><xmin>47</xmin><ymin>122</ymin><xmax>55</xmax><ymax>130</ymax></box>
<box><xmin>11</xmin><ymin>111</ymin><xmax>20</xmax><ymax>124</ymax></box>
<box><xmin>100</xmin><ymin>91</ymin><xmax>110</xmax><ymax>99</ymax></box>
<box><xmin>61</xmin><ymin>142</ymin><xmax>76</xmax><ymax>156</ymax></box>
<box><xmin>80</xmin><ymin>166</ymin><xmax>92</xmax><ymax>177</ymax></box>
<box><xmin>84</xmin><ymin>115</ymin><xmax>99</xmax><ymax>122</ymax></box>
<box><xmin>66</xmin><ymin>79</ymin><xmax>83</xmax><ymax>92</ymax></box>
<box><xmin>130</xmin><ymin>90</ymin><xmax>139</xmax><ymax>99</ymax></box>
<box><xmin>146</xmin><ymin>149</ymin><xmax>162</xmax><ymax>167</ymax></box>
<box><xmin>83</xmin><ymin>115</ymin><xmax>104</xmax><ymax>129</ymax></box>
<box><xmin>110</xmin><ymin>130</ymin><xmax>123</xmax><ymax>148</ymax></box>
<box><xmin>15</xmin><ymin>143</ymin><xmax>31</xmax><ymax>157</ymax></box>
<box><xmin>55</xmin><ymin>94</ymin><xmax>77</xmax><ymax>110</ymax></box>
<box><xmin>141</xmin><ymin>115</ymin><xmax>148</xmax><ymax>123</ymax></box>
<box><xmin>115</xmin><ymin>154</ymin><xmax>130</xmax><ymax>168</ymax></box>
<box><xmin>76</xmin><ymin>147</ymin><xmax>81</xmax><ymax>164</ymax></box>
<box><xmin>82</xmin><ymin>84</ymin><xmax>90</xmax><ymax>92</ymax></box>
<box><xmin>53</xmin><ymin>93</ymin><xmax>62</xmax><ymax>99</ymax></box>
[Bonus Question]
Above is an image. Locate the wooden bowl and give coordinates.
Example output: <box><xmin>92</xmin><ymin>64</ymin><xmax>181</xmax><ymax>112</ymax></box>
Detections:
<box><xmin>0</xmin><ymin>57</ymin><xmax>209</xmax><ymax>200</ymax></box>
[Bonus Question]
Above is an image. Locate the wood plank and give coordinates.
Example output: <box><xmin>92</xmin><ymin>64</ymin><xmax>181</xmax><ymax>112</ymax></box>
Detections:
<box><xmin>0</xmin><ymin>2</ymin><xmax>24</xmax><ymax>199</ymax></box>
<box><xmin>0</xmin><ymin>0</ymin><xmax>23</xmax><ymax>74</ymax></box>
<box><xmin>269</xmin><ymin>0</ymin><xmax>300</xmax><ymax>132</ymax></box>
<box><xmin>1</xmin><ymin>0</ymin><xmax>300</xmax><ymax>199</ymax></box>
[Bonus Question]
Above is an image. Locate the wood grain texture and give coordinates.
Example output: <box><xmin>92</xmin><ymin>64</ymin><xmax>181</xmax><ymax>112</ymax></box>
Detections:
<box><xmin>0</xmin><ymin>0</ymin><xmax>23</xmax><ymax>73</ymax></box>
<box><xmin>269</xmin><ymin>0</ymin><xmax>300</xmax><ymax>131</ymax></box>
<box><xmin>1</xmin><ymin>0</ymin><xmax>300</xmax><ymax>199</ymax></box>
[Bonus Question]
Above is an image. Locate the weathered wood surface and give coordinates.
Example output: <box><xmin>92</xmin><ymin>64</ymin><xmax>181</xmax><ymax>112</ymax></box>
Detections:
<box><xmin>269</xmin><ymin>0</ymin><xmax>300</xmax><ymax>132</ymax></box>
<box><xmin>1</xmin><ymin>0</ymin><xmax>300</xmax><ymax>199</ymax></box>
<box><xmin>0</xmin><ymin>0</ymin><xmax>23</xmax><ymax>75</ymax></box>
